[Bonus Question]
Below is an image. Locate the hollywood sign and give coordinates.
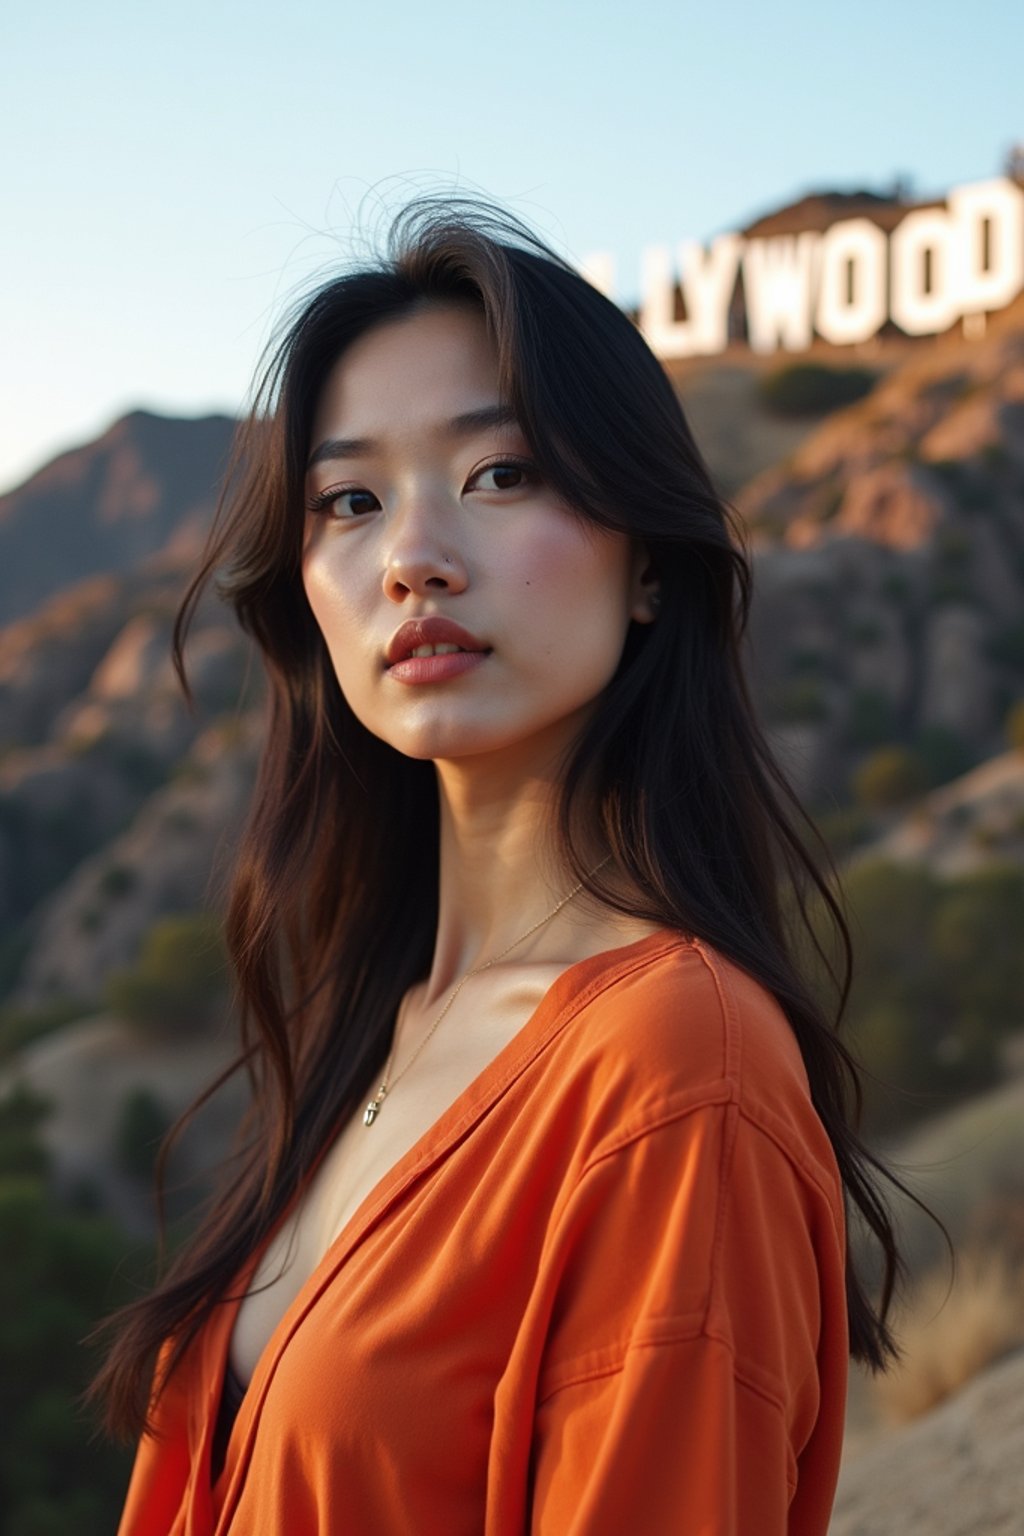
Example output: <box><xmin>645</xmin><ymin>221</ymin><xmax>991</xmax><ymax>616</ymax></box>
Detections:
<box><xmin>583</xmin><ymin>176</ymin><xmax>1024</xmax><ymax>357</ymax></box>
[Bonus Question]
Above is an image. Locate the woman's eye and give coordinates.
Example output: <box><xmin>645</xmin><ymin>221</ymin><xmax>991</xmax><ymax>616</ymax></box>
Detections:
<box><xmin>305</xmin><ymin>458</ymin><xmax>536</xmax><ymax>519</ymax></box>
<box><xmin>306</xmin><ymin>486</ymin><xmax>380</xmax><ymax>518</ymax></box>
<box><xmin>470</xmin><ymin>458</ymin><xmax>536</xmax><ymax>492</ymax></box>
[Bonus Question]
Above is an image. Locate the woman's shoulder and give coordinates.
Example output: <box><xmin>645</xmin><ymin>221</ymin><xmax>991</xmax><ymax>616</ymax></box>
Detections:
<box><xmin>562</xmin><ymin>931</ymin><xmax>835</xmax><ymax>1183</ymax></box>
<box><xmin>577</xmin><ymin>931</ymin><xmax>807</xmax><ymax>1086</ymax></box>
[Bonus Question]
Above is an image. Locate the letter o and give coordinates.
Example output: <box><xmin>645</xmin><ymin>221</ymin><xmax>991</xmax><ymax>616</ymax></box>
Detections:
<box><xmin>890</xmin><ymin>209</ymin><xmax>960</xmax><ymax>336</ymax></box>
<box><xmin>815</xmin><ymin>218</ymin><xmax>888</xmax><ymax>345</ymax></box>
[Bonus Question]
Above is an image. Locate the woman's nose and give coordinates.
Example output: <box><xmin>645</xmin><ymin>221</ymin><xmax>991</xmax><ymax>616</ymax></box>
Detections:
<box><xmin>382</xmin><ymin>487</ymin><xmax>469</xmax><ymax>599</ymax></box>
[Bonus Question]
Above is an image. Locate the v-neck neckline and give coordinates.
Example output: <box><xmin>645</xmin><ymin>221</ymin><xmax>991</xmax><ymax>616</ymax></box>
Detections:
<box><xmin>205</xmin><ymin>925</ymin><xmax>687</xmax><ymax>1514</ymax></box>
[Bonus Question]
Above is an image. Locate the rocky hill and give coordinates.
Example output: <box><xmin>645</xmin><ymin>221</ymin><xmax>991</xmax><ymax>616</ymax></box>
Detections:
<box><xmin>827</xmin><ymin>1060</ymin><xmax>1024</xmax><ymax>1533</ymax></box>
<box><xmin>0</xmin><ymin>1007</ymin><xmax>247</xmax><ymax>1236</ymax></box>
<box><xmin>2</xmin><ymin>319</ymin><xmax>1023</xmax><ymax>1524</ymax></box>
<box><xmin>0</xmin><ymin>410</ymin><xmax>236</xmax><ymax>624</ymax></box>
<box><xmin>8</xmin><ymin>711</ymin><xmax>262</xmax><ymax>1009</ymax></box>
<box><xmin>830</xmin><ymin>1343</ymin><xmax>1024</xmax><ymax>1536</ymax></box>
<box><xmin>2</xmin><ymin>305</ymin><xmax>1023</xmax><ymax>1009</ymax></box>
<box><xmin>737</xmin><ymin>296</ymin><xmax>1024</xmax><ymax>805</ymax></box>
<box><xmin>849</xmin><ymin>748</ymin><xmax>1024</xmax><ymax>876</ymax></box>
<box><xmin>0</xmin><ymin>557</ymin><xmax>253</xmax><ymax>962</ymax></box>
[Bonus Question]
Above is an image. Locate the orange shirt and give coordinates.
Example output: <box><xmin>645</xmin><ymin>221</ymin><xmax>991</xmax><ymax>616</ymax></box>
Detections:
<box><xmin>117</xmin><ymin>930</ymin><xmax>848</xmax><ymax>1535</ymax></box>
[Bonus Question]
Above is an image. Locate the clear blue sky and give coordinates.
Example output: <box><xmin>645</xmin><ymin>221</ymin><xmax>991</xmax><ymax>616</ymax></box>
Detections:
<box><xmin>2</xmin><ymin>0</ymin><xmax>1019</xmax><ymax>494</ymax></box>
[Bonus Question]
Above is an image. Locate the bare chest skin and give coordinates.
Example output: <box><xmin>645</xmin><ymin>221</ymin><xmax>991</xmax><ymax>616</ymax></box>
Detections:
<box><xmin>228</xmin><ymin>922</ymin><xmax>664</xmax><ymax>1387</ymax></box>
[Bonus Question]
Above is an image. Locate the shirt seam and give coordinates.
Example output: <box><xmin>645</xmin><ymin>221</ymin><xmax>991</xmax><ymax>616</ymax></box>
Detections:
<box><xmin>543</xmin><ymin>1100</ymin><xmax>843</xmax><ymax>1418</ymax></box>
<box><xmin>575</xmin><ymin>1093</ymin><xmax>841</xmax><ymax>1219</ymax></box>
<box><xmin>543</xmin><ymin>1100</ymin><xmax>838</xmax><ymax>1406</ymax></box>
<box><xmin>571</xmin><ymin>930</ymin><xmax>843</xmax><ymax>1218</ymax></box>
<box><xmin>689</xmin><ymin>936</ymin><xmax>744</xmax><ymax>1085</ymax></box>
<box><xmin>535</xmin><ymin>1327</ymin><xmax>798</xmax><ymax>1492</ymax></box>
<box><xmin>565</xmin><ymin>1097</ymin><xmax>845</xmax><ymax>1323</ymax></box>
<box><xmin>538</xmin><ymin>1325</ymin><xmax>784</xmax><ymax>1411</ymax></box>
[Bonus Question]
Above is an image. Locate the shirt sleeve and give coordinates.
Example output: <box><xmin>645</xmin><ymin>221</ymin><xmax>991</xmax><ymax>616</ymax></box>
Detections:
<box><xmin>527</xmin><ymin>1096</ymin><xmax>848</xmax><ymax>1535</ymax></box>
<box><xmin>116</xmin><ymin>1334</ymin><xmax>194</xmax><ymax>1536</ymax></box>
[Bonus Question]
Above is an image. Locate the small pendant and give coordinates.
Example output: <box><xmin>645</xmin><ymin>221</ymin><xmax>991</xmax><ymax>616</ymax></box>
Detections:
<box><xmin>363</xmin><ymin>1085</ymin><xmax>387</xmax><ymax>1126</ymax></box>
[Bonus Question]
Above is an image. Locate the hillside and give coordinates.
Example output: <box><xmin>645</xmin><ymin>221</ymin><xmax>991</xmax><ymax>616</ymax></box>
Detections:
<box><xmin>3</xmin><ymin>315</ymin><xmax>1024</xmax><ymax>1524</ymax></box>
<box><xmin>0</xmin><ymin>410</ymin><xmax>236</xmax><ymax>624</ymax></box>
<box><xmin>2</xmin><ymin>305</ymin><xmax>1024</xmax><ymax>1005</ymax></box>
<box><xmin>831</xmin><ymin>1345</ymin><xmax>1024</xmax><ymax>1536</ymax></box>
<box><xmin>849</xmin><ymin>748</ymin><xmax>1024</xmax><ymax>875</ymax></box>
<box><xmin>0</xmin><ymin>1008</ymin><xmax>247</xmax><ymax>1237</ymax></box>
<box><xmin>0</xmin><ymin>559</ymin><xmax>252</xmax><ymax>961</ymax></box>
<box><xmin>831</xmin><ymin>1065</ymin><xmax>1024</xmax><ymax>1529</ymax></box>
<box><xmin>737</xmin><ymin>289</ymin><xmax>1024</xmax><ymax>550</ymax></box>
<box><xmin>0</xmin><ymin>360</ymin><xmax>843</xmax><ymax>627</ymax></box>
<box><xmin>738</xmin><ymin>297</ymin><xmax>1024</xmax><ymax>807</ymax></box>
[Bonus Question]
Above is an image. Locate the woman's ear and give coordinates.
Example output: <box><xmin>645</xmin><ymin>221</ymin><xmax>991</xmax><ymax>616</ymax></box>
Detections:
<box><xmin>628</xmin><ymin>543</ymin><xmax>661</xmax><ymax>625</ymax></box>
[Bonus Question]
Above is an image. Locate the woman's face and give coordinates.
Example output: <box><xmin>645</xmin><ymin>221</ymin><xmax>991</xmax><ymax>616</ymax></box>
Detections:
<box><xmin>301</xmin><ymin>301</ymin><xmax>655</xmax><ymax>772</ymax></box>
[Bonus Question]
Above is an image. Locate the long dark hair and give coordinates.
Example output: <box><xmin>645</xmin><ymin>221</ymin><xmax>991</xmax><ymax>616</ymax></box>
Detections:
<box><xmin>83</xmin><ymin>193</ymin><xmax>949</xmax><ymax>1443</ymax></box>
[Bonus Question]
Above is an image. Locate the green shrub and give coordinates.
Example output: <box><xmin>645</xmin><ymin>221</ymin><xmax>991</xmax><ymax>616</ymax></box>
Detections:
<box><xmin>774</xmin><ymin>677</ymin><xmax>828</xmax><ymax>724</ymax></box>
<box><xmin>812</xmin><ymin>805</ymin><xmax>873</xmax><ymax>860</ymax></box>
<box><xmin>927</xmin><ymin>458</ymin><xmax>964</xmax><ymax>484</ymax></box>
<box><xmin>0</xmin><ymin>999</ymin><xmax>94</xmax><ymax>1065</ymax></box>
<box><xmin>1005</xmin><ymin>699</ymin><xmax>1024</xmax><ymax>752</ymax></box>
<box><xmin>787</xmin><ymin>646</ymin><xmax>827</xmax><ymax>675</ymax></box>
<box><xmin>170</xmin><ymin>758</ymin><xmax>211</xmax><ymax>787</ymax></box>
<box><xmin>853</xmin><ymin>1001</ymin><xmax>934</xmax><ymax>1101</ymax></box>
<box><xmin>848</xmin><ymin>618</ymin><xmax>883</xmax><ymax>646</ymax></box>
<box><xmin>928</xmin><ymin>458</ymin><xmax>998</xmax><ymax>512</ymax></box>
<box><xmin>212</xmin><ymin>716</ymin><xmax>251</xmax><ymax>750</ymax></box>
<box><xmin>96</xmin><ymin>863</ymin><xmax>137</xmax><ymax>900</ymax></box>
<box><xmin>0</xmin><ymin>930</ymin><xmax>31</xmax><ymax>999</ymax></box>
<box><xmin>931</xmin><ymin>866</ymin><xmax>1024</xmax><ymax>1031</ymax></box>
<box><xmin>913</xmin><ymin>725</ymin><xmax>973</xmax><ymax>788</ymax></box>
<box><xmin>880</xmin><ymin>569</ymin><xmax>913</xmax><ymax>603</ymax></box>
<box><xmin>928</xmin><ymin>528</ymin><xmax>975</xmax><ymax>605</ymax></box>
<box><xmin>114</xmin><ymin>1087</ymin><xmax>172</xmax><ymax>1183</ymax></box>
<box><xmin>758</xmin><ymin>362</ymin><xmax>880</xmax><ymax>418</ymax></box>
<box><xmin>161</xmin><ymin>805</ymin><xmax>199</xmax><ymax>834</ymax></box>
<box><xmin>853</xmin><ymin>746</ymin><xmax>928</xmax><ymax>809</ymax></box>
<box><xmin>981</xmin><ymin>442</ymin><xmax>1009</xmax><ymax>471</ymax></box>
<box><xmin>108</xmin><ymin>740</ymin><xmax>167</xmax><ymax>795</ymax></box>
<box><xmin>64</xmin><ymin>724</ymin><xmax>113</xmax><ymax>759</ymax></box>
<box><xmin>815</xmin><ymin>482</ymin><xmax>845</xmax><ymax>522</ymax></box>
<box><xmin>935</xmin><ymin>527</ymin><xmax>972</xmax><ymax>565</ymax></box>
<box><xmin>0</xmin><ymin>1179</ymin><xmax>143</xmax><ymax>1529</ymax></box>
<box><xmin>0</xmin><ymin>1081</ymin><xmax>53</xmax><ymax>1180</ymax></box>
<box><xmin>987</xmin><ymin>622</ymin><xmax>1024</xmax><ymax>671</ymax></box>
<box><xmin>794</xmin><ymin>858</ymin><xmax>1018</xmax><ymax>1137</ymax></box>
<box><xmin>105</xmin><ymin>912</ymin><xmax>229</xmax><ymax>1033</ymax></box>
<box><xmin>929</xmin><ymin>571</ymin><xmax>976</xmax><ymax>606</ymax></box>
<box><xmin>846</xmin><ymin>690</ymin><xmax>898</xmax><ymax>749</ymax></box>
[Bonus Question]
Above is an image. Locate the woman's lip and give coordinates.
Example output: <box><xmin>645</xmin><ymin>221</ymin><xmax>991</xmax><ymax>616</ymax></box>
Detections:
<box><xmin>385</xmin><ymin>618</ymin><xmax>489</xmax><ymax>665</ymax></box>
<box><xmin>386</xmin><ymin>650</ymin><xmax>491</xmax><ymax>684</ymax></box>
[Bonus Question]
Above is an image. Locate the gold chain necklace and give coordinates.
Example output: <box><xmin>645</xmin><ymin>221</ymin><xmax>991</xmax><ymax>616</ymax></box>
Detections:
<box><xmin>363</xmin><ymin>856</ymin><xmax>611</xmax><ymax>1126</ymax></box>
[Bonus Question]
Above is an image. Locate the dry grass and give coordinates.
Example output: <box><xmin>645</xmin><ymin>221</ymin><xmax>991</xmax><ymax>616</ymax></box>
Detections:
<box><xmin>872</xmin><ymin>1244</ymin><xmax>1024</xmax><ymax>1425</ymax></box>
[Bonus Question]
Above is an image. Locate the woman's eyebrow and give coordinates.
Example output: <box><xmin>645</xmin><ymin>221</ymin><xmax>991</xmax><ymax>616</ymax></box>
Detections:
<box><xmin>306</xmin><ymin>404</ymin><xmax>521</xmax><ymax>472</ymax></box>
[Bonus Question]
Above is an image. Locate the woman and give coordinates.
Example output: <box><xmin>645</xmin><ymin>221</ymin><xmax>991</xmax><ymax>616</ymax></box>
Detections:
<box><xmin>88</xmin><ymin>194</ymin><xmax>938</xmax><ymax>1534</ymax></box>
